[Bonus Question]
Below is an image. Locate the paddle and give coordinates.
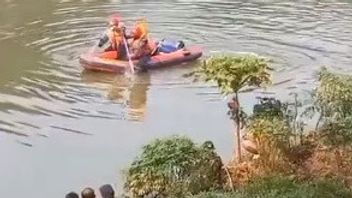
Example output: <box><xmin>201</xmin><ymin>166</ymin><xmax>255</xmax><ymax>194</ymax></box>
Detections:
<box><xmin>122</xmin><ymin>35</ymin><xmax>135</xmax><ymax>74</ymax></box>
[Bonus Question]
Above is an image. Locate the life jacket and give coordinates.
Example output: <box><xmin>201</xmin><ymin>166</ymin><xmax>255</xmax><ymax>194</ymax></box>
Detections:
<box><xmin>131</xmin><ymin>40</ymin><xmax>152</xmax><ymax>59</ymax></box>
<box><xmin>107</xmin><ymin>25</ymin><xmax>124</xmax><ymax>50</ymax></box>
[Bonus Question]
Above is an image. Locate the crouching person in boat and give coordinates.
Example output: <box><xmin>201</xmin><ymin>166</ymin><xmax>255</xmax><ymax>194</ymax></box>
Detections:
<box><xmin>132</xmin><ymin>38</ymin><xmax>153</xmax><ymax>71</ymax></box>
<box><xmin>97</xmin><ymin>14</ymin><xmax>130</xmax><ymax>60</ymax></box>
<box><xmin>130</xmin><ymin>18</ymin><xmax>157</xmax><ymax>59</ymax></box>
<box><xmin>128</xmin><ymin>19</ymin><xmax>157</xmax><ymax>70</ymax></box>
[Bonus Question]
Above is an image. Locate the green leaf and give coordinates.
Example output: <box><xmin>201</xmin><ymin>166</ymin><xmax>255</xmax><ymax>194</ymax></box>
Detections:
<box><xmin>195</xmin><ymin>53</ymin><xmax>272</xmax><ymax>95</ymax></box>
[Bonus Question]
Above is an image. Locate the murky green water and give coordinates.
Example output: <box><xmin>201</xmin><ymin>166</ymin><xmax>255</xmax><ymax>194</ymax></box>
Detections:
<box><xmin>1</xmin><ymin>0</ymin><xmax>352</xmax><ymax>197</ymax></box>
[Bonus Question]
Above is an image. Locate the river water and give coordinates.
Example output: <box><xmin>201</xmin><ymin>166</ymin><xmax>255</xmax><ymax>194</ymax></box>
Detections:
<box><xmin>1</xmin><ymin>0</ymin><xmax>352</xmax><ymax>197</ymax></box>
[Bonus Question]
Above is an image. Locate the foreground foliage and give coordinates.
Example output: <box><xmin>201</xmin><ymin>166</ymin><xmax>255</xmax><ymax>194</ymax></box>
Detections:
<box><xmin>245</xmin><ymin>118</ymin><xmax>293</xmax><ymax>173</ymax></box>
<box><xmin>189</xmin><ymin>176</ymin><xmax>352</xmax><ymax>198</ymax></box>
<box><xmin>315</xmin><ymin>67</ymin><xmax>352</xmax><ymax>145</ymax></box>
<box><xmin>122</xmin><ymin>68</ymin><xmax>352</xmax><ymax>198</ymax></box>
<box><xmin>225</xmin><ymin>68</ymin><xmax>352</xmax><ymax>190</ymax></box>
<box><xmin>124</xmin><ymin>136</ymin><xmax>224</xmax><ymax>198</ymax></box>
<box><xmin>316</xmin><ymin>67</ymin><xmax>352</xmax><ymax>119</ymax></box>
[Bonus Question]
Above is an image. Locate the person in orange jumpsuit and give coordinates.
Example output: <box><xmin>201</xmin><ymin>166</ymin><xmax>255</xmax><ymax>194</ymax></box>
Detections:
<box><xmin>98</xmin><ymin>14</ymin><xmax>129</xmax><ymax>60</ymax></box>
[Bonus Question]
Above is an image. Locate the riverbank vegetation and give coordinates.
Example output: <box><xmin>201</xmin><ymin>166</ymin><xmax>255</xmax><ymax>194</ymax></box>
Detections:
<box><xmin>122</xmin><ymin>54</ymin><xmax>352</xmax><ymax>197</ymax></box>
<box><xmin>124</xmin><ymin>136</ymin><xmax>224</xmax><ymax>198</ymax></box>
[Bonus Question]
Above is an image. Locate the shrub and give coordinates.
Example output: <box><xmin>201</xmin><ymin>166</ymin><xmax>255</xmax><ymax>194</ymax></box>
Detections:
<box><xmin>316</xmin><ymin>67</ymin><xmax>352</xmax><ymax>119</ymax></box>
<box><xmin>245</xmin><ymin>118</ymin><xmax>293</xmax><ymax>173</ymax></box>
<box><xmin>247</xmin><ymin>118</ymin><xmax>291</xmax><ymax>145</ymax></box>
<box><xmin>320</xmin><ymin>117</ymin><xmax>352</xmax><ymax>146</ymax></box>
<box><xmin>124</xmin><ymin>136</ymin><xmax>224</xmax><ymax>197</ymax></box>
<box><xmin>314</xmin><ymin>67</ymin><xmax>352</xmax><ymax>146</ymax></box>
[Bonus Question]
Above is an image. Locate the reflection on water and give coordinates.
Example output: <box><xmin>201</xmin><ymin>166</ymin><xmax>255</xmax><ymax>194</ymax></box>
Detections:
<box><xmin>81</xmin><ymin>71</ymin><xmax>150</xmax><ymax>121</ymax></box>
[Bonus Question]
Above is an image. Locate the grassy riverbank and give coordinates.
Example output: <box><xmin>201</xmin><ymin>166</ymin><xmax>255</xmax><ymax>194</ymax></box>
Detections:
<box><xmin>190</xmin><ymin>176</ymin><xmax>352</xmax><ymax>198</ymax></box>
<box><xmin>121</xmin><ymin>55</ymin><xmax>352</xmax><ymax>197</ymax></box>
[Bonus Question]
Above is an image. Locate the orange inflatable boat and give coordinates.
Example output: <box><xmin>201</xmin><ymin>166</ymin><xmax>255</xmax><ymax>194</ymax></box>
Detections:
<box><xmin>79</xmin><ymin>44</ymin><xmax>203</xmax><ymax>73</ymax></box>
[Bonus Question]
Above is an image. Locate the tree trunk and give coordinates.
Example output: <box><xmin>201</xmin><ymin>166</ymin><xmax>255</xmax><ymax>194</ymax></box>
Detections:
<box><xmin>235</xmin><ymin>92</ymin><xmax>242</xmax><ymax>162</ymax></box>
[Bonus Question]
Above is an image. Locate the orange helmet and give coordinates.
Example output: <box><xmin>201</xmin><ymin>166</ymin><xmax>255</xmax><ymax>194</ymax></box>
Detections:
<box><xmin>108</xmin><ymin>13</ymin><xmax>121</xmax><ymax>26</ymax></box>
<box><xmin>133</xmin><ymin>26</ymin><xmax>143</xmax><ymax>39</ymax></box>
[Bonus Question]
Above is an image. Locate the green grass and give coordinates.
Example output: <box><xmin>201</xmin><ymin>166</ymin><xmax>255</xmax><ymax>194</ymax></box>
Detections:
<box><xmin>188</xmin><ymin>176</ymin><xmax>352</xmax><ymax>198</ymax></box>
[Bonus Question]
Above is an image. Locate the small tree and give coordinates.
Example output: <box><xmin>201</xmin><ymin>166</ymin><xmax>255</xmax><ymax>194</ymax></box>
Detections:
<box><xmin>197</xmin><ymin>54</ymin><xmax>272</xmax><ymax>162</ymax></box>
<box><xmin>124</xmin><ymin>136</ymin><xmax>224</xmax><ymax>197</ymax></box>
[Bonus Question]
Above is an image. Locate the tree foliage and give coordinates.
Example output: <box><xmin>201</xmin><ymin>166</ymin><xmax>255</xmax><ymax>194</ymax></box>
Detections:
<box><xmin>124</xmin><ymin>136</ymin><xmax>224</xmax><ymax>198</ymax></box>
<box><xmin>197</xmin><ymin>54</ymin><xmax>272</xmax><ymax>94</ymax></box>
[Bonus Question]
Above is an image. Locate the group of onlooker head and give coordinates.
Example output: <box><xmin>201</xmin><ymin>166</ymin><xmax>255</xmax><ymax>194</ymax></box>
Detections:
<box><xmin>66</xmin><ymin>184</ymin><xmax>115</xmax><ymax>198</ymax></box>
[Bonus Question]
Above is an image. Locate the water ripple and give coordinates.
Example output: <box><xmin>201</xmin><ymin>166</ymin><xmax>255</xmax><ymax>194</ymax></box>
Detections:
<box><xmin>1</xmin><ymin>0</ymin><xmax>352</xmax><ymax>140</ymax></box>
